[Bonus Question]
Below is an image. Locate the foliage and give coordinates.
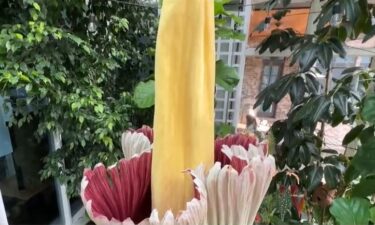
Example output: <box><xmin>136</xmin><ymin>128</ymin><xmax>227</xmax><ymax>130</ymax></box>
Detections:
<box><xmin>330</xmin><ymin>198</ymin><xmax>371</xmax><ymax>225</ymax></box>
<box><xmin>255</xmin><ymin>0</ymin><xmax>375</xmax><ymax>224</ymax></box>
<box><xmin>215</xmin><ymin>60</ymin><xmax>240</xmax><ymax>91</ymax></box>
<box><xmin>133</xmin><ymin>80</ymin><xmax>155</xmax><ymax>108</ymax></box>
<box><xmin>0</xmin><ymin>0</ymin><xmax>157</xmax><ymax>197</ymax></box>
<box><xmin>214</xmin><ymin>122</ymin><xmax>235</xmax><ymax>137</ymax></box>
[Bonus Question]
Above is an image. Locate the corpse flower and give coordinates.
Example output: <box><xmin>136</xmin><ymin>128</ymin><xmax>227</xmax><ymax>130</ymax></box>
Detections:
<box><xmin>82</xmin><ymin>127</ymin><xmax>208</xmax><ymax>225</ymax></box>
<box><xmin>81</xmin><ymin>0</ymin><xmax>276</xmax><ymax>224</ymax></box>
<box><xmin>81</xmin><ymin>128</ymin><xmax>276</xmax><ymax>225</ymax></box>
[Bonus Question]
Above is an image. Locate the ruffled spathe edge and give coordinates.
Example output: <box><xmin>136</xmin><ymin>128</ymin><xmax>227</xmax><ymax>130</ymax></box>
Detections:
<box><xmin>81</xmin><ymin>154</ymin><xmax>208</xmax><ymax>225</ymax></box>
<box><xmin>204</xmin><ymin>144</ymin><xmax>276</xmax><ymax>225</ymax></box>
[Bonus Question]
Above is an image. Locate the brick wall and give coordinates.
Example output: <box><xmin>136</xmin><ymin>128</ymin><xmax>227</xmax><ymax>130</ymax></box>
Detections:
<box><xmin>239</xmin><ymin>56</ymin><xmax>298</xmax><ymax>124</ymax></box>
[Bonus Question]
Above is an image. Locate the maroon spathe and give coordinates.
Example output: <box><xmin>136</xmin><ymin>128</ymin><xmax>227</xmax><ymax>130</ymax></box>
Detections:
<box><xmin>83</xmin><ymin>152</ymin><xmax>152</xmax><ymax>223</ymax></box>
<box><xmin>214</xmin><ymin>134</ymin><xmax>258</xmax><ymax>165</ymax></box>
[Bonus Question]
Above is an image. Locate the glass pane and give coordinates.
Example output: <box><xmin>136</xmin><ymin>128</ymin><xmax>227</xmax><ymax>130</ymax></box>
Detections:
<box><xmin>234</xmin><ymin>43</ymin><xmax>242</xmax><ymax>52</ymax></box>
<box><xmin>229</xmin><ymin>101</ymin><xmax>235</xmax><ymax>109</ymax></box>
<box><xmin>220</xmin><ymin>43</ymin><xmax>230</xmax><ymax>52</ymax></box>
<box><xmin>216</xmin><ymin>89</ymin><xmax>225</xmax><ymax>99</ymax></box>
<box><xmin>215</xmin><ymin>101</ymin><xmax>225</xmax><ymax>109</ymax></box>
<box><xmin>270</xmin><ymin>66</ymin><xmax>279</xmax><ymax>83</ymax></box>
<box><xmin>228</xmin><ymin>112</ymin><xmax>234</xmax><ymax>120</ymax></box>
<box><xmin>215</xmin><ymin>111</ymin><xmax>224</xmax><ymax>120</ymax></box>
<box><xmin>0</xmin><ymin>118</ymin><xmax>60</xmax><ymax>224</ymax></box>
<box><xmin>219</xmin><ymin>54</ymin><xmax>229</xmax><ymax>63</ymax></box>
<box><xmin>263</xmin><ymin>65</ymin><xmax>270</xmax><ymax>77</ymax></box>
<box><xmin>232</xmin><ymin>55</ymin><xmax>240</xmax><ymax>65</ymax></box>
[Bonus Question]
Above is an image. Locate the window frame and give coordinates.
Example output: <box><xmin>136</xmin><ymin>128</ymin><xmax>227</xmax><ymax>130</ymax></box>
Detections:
<box><xmin>257</xmin><ymin>58</ymin><xmax>284</xmax><ymax>118</ymax></box>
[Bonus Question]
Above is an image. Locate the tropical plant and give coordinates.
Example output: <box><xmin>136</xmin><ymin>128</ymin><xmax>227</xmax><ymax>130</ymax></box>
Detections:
<box><xmin>0</xmin><ymin>0</ymin><xmax>244</xmax><ymax>197</ymax></box>
<box><xmin>0</xmin><ymin>0</ymin><xmax>158</xmax><ymax>197</ymax></box>
<box><xmin>254</xmin><ymin>0</ymin><xmax>375</xmax><ymax>224</ymax></box>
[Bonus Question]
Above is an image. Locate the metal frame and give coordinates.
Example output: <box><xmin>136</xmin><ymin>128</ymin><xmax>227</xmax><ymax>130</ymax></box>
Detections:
<box><xmin>49</xmin><ymin>132</ymin><xmax>72</xmax><ymax>225</ymax></box>
<box><xmin>215</xmin><ymin>1</ymin><xmax>253</xmax><ymax>126</ymax></box>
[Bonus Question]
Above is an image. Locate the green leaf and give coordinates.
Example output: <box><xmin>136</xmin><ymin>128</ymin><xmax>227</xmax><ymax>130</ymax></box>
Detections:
<box><xmin>359</xmin><ymin>126</ymin><xmax>375</xmax><ymax>143</ymax></box>
<box><xmin>324</xmin><ymin>165</ymin><xmax>341</xmax><ymax>189</ymax></box>
<box><xmin>293</xmin><ymin>96</ymin><xmax>330</xmax><ymax>124</ymax></box>
<box><xmin>215</xmin><ymin>123</ymin><xmax>235</xmax><ymax>137</ymax></box>
<box><xmin>299</xmin><ymin>47</ymin><xmax>318</xmax><ymax>72</ymax></box>
<box><xmin>361</xmin><ymin>95</ymin><xmax>375</xmax><ymax>124</ymax></box>
<box><xmin>32</xmin><ymin>2</ymin><xmax>41</xmax><ymax>11</ymax></box>
<box><xmin>370</xmin><ymin>207</ymin><xmax>375</xmax><ymax>223</ymax></box>
<box><xmin>343</xmin><ymin>124</ymin><xmax>365</xmax><ymax>145</ymax></box>
<box><xmin>214</xmin><ymin>0</ymin><xmax>231</xmax><ymax>15</ymax></box>
<box><xmin>352</xmin><ymin>138</ymin><xmax>375</xmax><ymax>176</ymax></box>
<box><xmin>133</xmin><ymin>80</ymin><xmax>155</xmax><ymax>108</ymax></box>
<box><xmin>330</xmin><ymin>198</ymin><xmax>370</xmax><ymax>225</ymax></box>
<box><xmin>272</xmin><ymin>9</ymin><xmax>290</xmax><ymax>21</ymax></box>
<box><xmin>328</xmin><ymin>38</ymin><xmax>346</xmax><ymax>58</ymax></box>
<box><xmin>94</xmin><ymin>104</ymin><xmax>104</xmax><ymax>114</ymax></box>
<box><xmin>352</xmin><ymin>177</ymin><xmax>375</xmax><ymax>198</ymax></box>
<box><xmin>303</xmin><ymin>165</ymin><xmax>323</xmax><ymax>193</ymax></box>
<box><xmin>216</xmin><ymin>60</ymin><xmax>239</xmax><ymax>91</ymax></box>
<box><xmin>344</xmin><ymin>164</ymin><xmax>360</xmax><ymax>183</ymax></box>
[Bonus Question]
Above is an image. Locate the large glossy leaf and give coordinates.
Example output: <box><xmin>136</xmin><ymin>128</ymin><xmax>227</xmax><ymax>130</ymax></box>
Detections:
<box><xmin>254</xmin><ymin>74</ymin><xmax>294</xmax><ymax>109</ymax></box>
<box><xmin>333</xmin><ymin>91</ymin><xmax>348</xmax><ymax>117</ymax></box>
<box><xmin>342</xmin><ymin>124</ymin><xmax>365</xmax><ymax>145</ymax></box>
<box><xmin>330</xmin><ymin>198</ymin><xmax>370</xmax><ymax>225</ymax></box>
<box><xmin>328</xmin><ymin>38</ymin><xmax>346</xmax><ymax>58</ymax></box>
<box><xmin>352</xmin><ymin>138</ymin><xmax>375</xmax><ymax>176</ymax></box>
<box><xmin>344</xmin><ymin>164</ymin><xmax>360</xmax><ymax>183</ymax></box>
<box><xmin>371</xmin><ymin>207</ymin><xmax>375</xmax><ymax>224</ymax></box>
<box><xmin>361</xmin><ymin>95</ymin><xmax>375</xmax><ymax>124</ymax></box>
<box><xmin>215</xmin><ymin>60</ymin><xmax>239</xmax><ymax>91</ymax></box>
<box><xmin>298</xmin><ymin>46</ymin><xmax>318</xmax><ymax>72</ymax></box>
<box><xmin>317</xmin><ymin>44</ymin><xmax>333</xmax><ymax>70</ymax></box>
<box><xmin>303</xmin><ymin>165</ymin><xmax>323</xmax><ymax>193</ymax></box>
<box><xmin>293</xmin><ymin>96</ymin><xmax>330</xmax><ymax>124</ymax></box>
<box><xmin>257</xmin><ymin>28</ymin><xmax>300</xmax><ymax>54</ymax></box>
<box><xmin>359</xmin><ymin>126</ymin><xmax>375</xmax><ymax>143</ymax></box>
<box><xmin>324</xmin><ymin>165</ymin><xmax>341</xmax><ymax>189</ymax></box>
<box><xmin>289</xmin><ymin>77</ymin><xmax>305</xmax><ymax>104</ymax></box>
<box><xmin>133</xmin><ymin>80</ymin><xmax>155</xmax><ymax>109</ymax></box>
<box><xmin>352</xmin><ymin>177</ymin><xmax>375</xmax><ymax>198</ymax></box>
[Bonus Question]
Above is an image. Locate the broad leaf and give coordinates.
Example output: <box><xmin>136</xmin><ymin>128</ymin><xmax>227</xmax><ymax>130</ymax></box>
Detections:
<box><xmin>324</xmin><ymin>165</ymin><xmax>341</xmax><ymax>189</ymax></box>
<box><xmin>303</xmin><ymin>165</ymin><xmax>323</xmax><ymax>193</ymax></box>
<box><xmin>342</xmin><ymin>124</ymin><xmax>365</xmax><ymax>145</ymax></box>
<box><xmin>293</xmin><ymin>96</ymin><xmax>330</xmax><ymax>124</ymax></box>
<box><xmin>371</xmin><ymin>207</ymin><xmax>375</xmax><ymax>224</ymax></box>
<box><xmin>344</xmin><ymin>164</ymin><xmax>360</xmax><ymax>183</ymax></box>
<box><xmin>215</xmin><ymin>60</ymin><xmax>239</xmax><ymax>91</ymax></box>
<box><xmin>352</xmin><ymin>177</ymin><xmax>375</xmax><ymax>198</ymax></box>
<box><xmin>330</xmin><ymin>198</ymin><xmax>370</xmax><ymax>225</ymax></box>
<box><xmin>133</xmin><ymin>80</ymin><xmax>155</xmax><ymax>109</ymax></box>
<box><xmin>359</xmin><ymin>126</ymin><xmax>375</xmax><ymax>143</ymax></box>
<box><xmin>352</xmin><ymin>138</ymin><xmax>375</xmax><ymax>176</ymax></box>
<box><xmin>361</xmin><ymin>95</ymin><xmax>375</xmax><ymax>124</ymax></box>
